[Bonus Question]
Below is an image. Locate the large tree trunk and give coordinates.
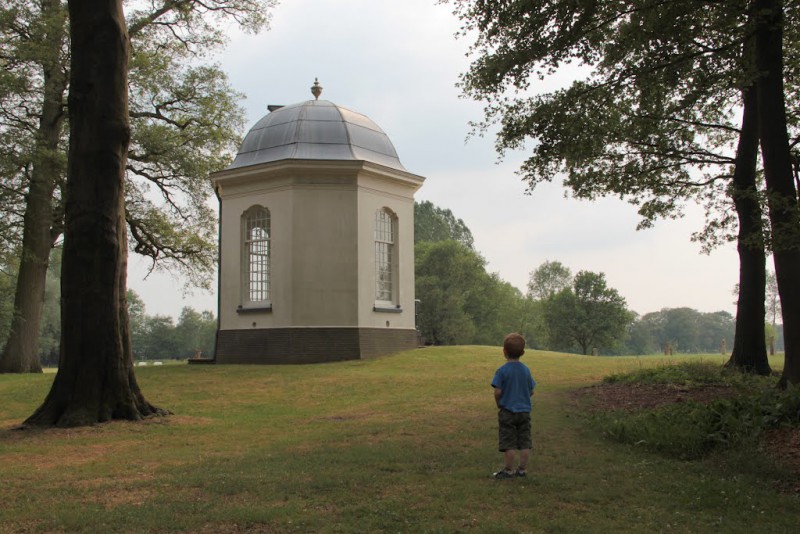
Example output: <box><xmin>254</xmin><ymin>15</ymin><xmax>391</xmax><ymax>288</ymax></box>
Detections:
<box><xmin>0</xmin><ymin>0</ymin><xmax>67</xmax><ymax>374</ymax></box>
<box><xmin>753</xmin><ymin>0</ymin><xmax>800</xmax><ymax>387</ymax></box>
<box><xmin>726</xmin><ymin>82</ymin><xmax>771</xmax><ymax>375</ymax></box>
<box><xmin>25</xmin><ymin>0</ymin><xmax>166</xmax><ymax>427</ymax></box>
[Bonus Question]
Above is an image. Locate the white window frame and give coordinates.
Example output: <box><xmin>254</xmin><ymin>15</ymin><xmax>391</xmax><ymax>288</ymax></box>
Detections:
<box><xmin>241</xmin><ymin>206</ymin><xmax>271</xmax><ymax>308</ymax></box>
<box><xmin>374</xmin><ymin>208</ymin><xmax>397</xmax><ymax>308</ymax></box>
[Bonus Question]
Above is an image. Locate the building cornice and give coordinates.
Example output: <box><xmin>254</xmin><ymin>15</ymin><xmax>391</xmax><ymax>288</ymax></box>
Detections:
<box><xmin>212</xmin><ymin>159</ymin><xmax>425</xmax><ymax>198</ymax></box>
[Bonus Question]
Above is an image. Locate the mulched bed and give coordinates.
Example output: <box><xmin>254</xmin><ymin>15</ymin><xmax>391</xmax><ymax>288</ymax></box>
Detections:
<box><xmin>571</xmin><ymin>382</ymin><xmax>743</xmax><ymax>412</ymax></box>
<box><xmin>572</xmin><ymin>381</ymin><xmax>800</xmax><ymax>494</ymax></box>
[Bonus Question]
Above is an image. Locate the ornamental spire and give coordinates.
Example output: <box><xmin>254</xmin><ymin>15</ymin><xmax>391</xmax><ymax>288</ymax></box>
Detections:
<box><xmin>311</xmin><ymin>78</ymin><xmax>322</xmax><ymax>100</ymax></box>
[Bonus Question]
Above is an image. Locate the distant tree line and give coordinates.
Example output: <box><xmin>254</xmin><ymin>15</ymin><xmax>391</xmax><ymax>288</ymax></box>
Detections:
<box><xmin>128</xmin><ymin>292</ymin><xmax>217</xmax><ymax>361</ymax></box>
<box><xmin>414</xmin><ymin>202</ymin><xmax>783</xmax><ymax>356</ymax></box>
<box><xmin>625</xmin><ymin>307</ymin><xmax>780</xmax><ymax>356</ymax></box>
<box><xmin>0</xmin><ymin>248</ymin><xmax>216</xmax><ymax>366</ymax></box>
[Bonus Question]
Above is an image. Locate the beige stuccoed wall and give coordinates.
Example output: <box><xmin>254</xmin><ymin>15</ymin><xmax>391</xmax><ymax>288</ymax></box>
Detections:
<box><xmin>213</xmin><ymin>161</ymin><xmax>423</xmax><ymax>333</ymax></box>
<box><xmin>289</xmin><ymin>185</ymin><xmax>359</xmax><ymax>326</ymax></box>
<box><xmin>217</xmin><ymin>184</ymin><xmax>293</xmax><ymax>331</ymax></box>
<box><xmin>356</xmin><ymin>174</ymin><xmax>416</xmax><ymax>330</ymax></box>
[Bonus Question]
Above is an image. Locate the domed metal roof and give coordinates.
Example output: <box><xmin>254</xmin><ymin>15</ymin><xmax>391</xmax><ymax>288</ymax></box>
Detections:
<box><xmin>229</xmin><ymin>85</ymin><xmax>406</xmax><ymax>172</ymax></box>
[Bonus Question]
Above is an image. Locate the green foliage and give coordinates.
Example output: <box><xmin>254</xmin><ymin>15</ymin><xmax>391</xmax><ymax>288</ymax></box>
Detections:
<box><xmin>174</xmin><ymin>306</ymin><xmax>217</xmax><ymax>358</ymax></box>
<box><xmin>449</xmin><ymin>0</ymin><xmax>800</xmax><ymax>246</ymax></box>
<box><xmin>0</xmin><ymin>0</ymin><xmax>275</xmax><ymax>371</ymax></box>
<box><xmin>764</xmin><ymin>322</ymin><xmax>783</xmax><ymax>353</ymax></box>
<box><xmin>126</xmin><ymin>42</ymin><xmax>248</xmax><ymax>288</ymax></box>
<box><xmin>596</xmin><ymin>361</ymin><xmax>800</xmax><ymax>460</ymax></box>
<box><xmin>0</xmin><ymin>0</ymin><xmax>276</xmax><ymax>286</ymax></box>
<box><xmin>414</xmin><ymin>240</ymin><xmax>536</xmax><ymax>346</ymax></box>
<box><xmin>3</xmin><ymin>258</ymin><xmax>216</xmax><ymax>365</ymax></box>
<box><xmin>141</xmin><ymin>315</ymin><xmax>182</xmax><ymax>360</ymax></box>
<box><xmin>765</xmin><ymin>270</ymin><xmax>781</xmax><ymax>326</ymax></box>
<box><xmin>602</xmin><ymin>360</ymin><xmax>766</xmax><ymax>388</ymax></box>
<box><xmin>0</xmin><ymin>250</ymin><xmax>18</xmax><ymax>346</ymax></box>
<box><xmin>526</xmin><ymin>259</ymin><xmax>572</xmax><ymax>300</ymax></box>
<box><xmin>413</xmin><ymin>201</ymin><xmax>538</xmax><ymax>346</ymax></box>
<box><xmin>415</xmin><ymin>240</ymin><xmax>484</xmax><ymax>344</ymax></box>
<box><xmin>624</xmin><ymin>308</ymin><xmax>736</xmax><ymax>355</ymax></box>
<box><xmin>543</xmin><ymin>270</ymin><xmax>634</xmax><ymax>354</ymax></box>
<box><xmin>601</xmin><ymin>386</ymin><xmax>800</xmax><ymax>460</ymax></box>
<box><xmin>127</xmin><ymin>295</ymin><xmax>216</xmax><ymax>360</ymax></box>
<box><xmin>414</xmin><ymin>200</ymin><xmax>475</xmax><ymax>248</ymax></box>
<box><xmin>414</xmin><ymin>250</ymin><xmax>738</xmax><ymax>356</ymax></box>
<box><xmin>0</xmin><ymin>0</ymin><xmax>69</xmax><ymax>255</ymax></box>
<box><xmin>0</xmin><ymin>247</ymin><xmax>60</xmax><ymax>366</ymax></box>
<box><xmin>37</xmin><ymin>248</ymin><xmax>61</xmax><ymax>367</ymax></box>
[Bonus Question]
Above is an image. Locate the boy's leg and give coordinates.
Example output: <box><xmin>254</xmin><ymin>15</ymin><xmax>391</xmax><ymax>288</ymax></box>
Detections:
<box><xmin>516</xmin><ymin>412</ymin><xmax>532</xmax><ymax>475</ymax></box>
<box><xmin>493</xmin><ymin>449</ymin><xmax>516</xmax><ymax>479</ymax></box>
<box><xmin>503</xmin><ymin>449</ymin><xmax>516</xmax><ymax>471</ymax></box>
<box><xmin>494</xmin><ymin>410</ymin><xmax>517</xmax><ymax>478</ymax></box>
<box><xmin>518</xmin><ymin>448</ymin><xmax>530</xmax><ymax>471</ymax></box>
<box><xmin>498</xmin><ymin>409</ymin><xmax>516</xmax><ymax>471</ymax></box>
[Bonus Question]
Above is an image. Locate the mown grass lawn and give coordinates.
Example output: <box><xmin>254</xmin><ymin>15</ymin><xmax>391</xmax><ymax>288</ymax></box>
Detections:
<box><xmin>0</xmin><ymin>347</ymin><xmax>797</xmax><ymax>533</ymax></box>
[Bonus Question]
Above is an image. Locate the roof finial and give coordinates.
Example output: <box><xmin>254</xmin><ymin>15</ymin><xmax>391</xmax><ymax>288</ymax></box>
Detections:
<box><xmin>311</xmin><ymin>78</ymin><xmax>322</xmax><ymax>100</ymax></box>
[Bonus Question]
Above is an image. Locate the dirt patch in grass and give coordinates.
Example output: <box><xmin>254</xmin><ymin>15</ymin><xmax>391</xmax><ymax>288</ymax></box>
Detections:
<box><xmin>571</xmin><ymin>382</ymin><xmax>742</xmax><ymax>412</ymax></box>
<box><xmin>1</xmin><ymin>414</ymin><xmax>212</xmax><ymax>436</ymax></box>
<box><xmin>81</xmin><ymin>486</ymin><xmax>154</xmax><ymax>509</ymax></box>
<box><xmin>572</xmin><ymin>382</ymin><xmax>800</xmax><ymax>493</ymax></box>
<box><xmin>762</xmin><ymin>427</ymin><xmax>800</xmax><ymax>494</ymax></box>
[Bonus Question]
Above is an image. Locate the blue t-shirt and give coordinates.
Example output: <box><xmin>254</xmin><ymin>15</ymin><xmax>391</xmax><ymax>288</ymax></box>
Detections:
<box><xmin>491</xmin><ymin>361</ymin><xmax>536</xmax><ymax>413</ymax></box>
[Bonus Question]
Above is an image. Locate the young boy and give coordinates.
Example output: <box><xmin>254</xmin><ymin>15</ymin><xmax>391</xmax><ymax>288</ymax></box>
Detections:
<box><xmin>491</xmin><ymin>333</ymin><xmax>536</xmax><ymax>479</ymax></box>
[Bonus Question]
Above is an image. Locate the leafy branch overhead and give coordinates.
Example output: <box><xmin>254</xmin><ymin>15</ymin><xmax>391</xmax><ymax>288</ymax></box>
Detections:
<box><xmin>0</xmin><ymin>0</ymin><xmax>275</xmax><ymax>373</ymax></box>
<box><xmin>449</xmin><ymin>0</ymin><xmax>800</xmax><ymax>246</ymax></box>
<box><xmin>449</xmin><ymin>0</ymin><xmax>800</xmax><ymax>385</ymax></box>
<box><xmin>0</xmin><ymin>0</ymin><xmax>275</xmax><ymax>279</ymax></box>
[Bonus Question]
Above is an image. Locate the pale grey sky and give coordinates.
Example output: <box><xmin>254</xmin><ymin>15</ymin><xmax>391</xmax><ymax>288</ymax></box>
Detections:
<box><xmin>128</xmin><ymin>0</ymin><xmax>741</xmax><ymax>320</ymax></box>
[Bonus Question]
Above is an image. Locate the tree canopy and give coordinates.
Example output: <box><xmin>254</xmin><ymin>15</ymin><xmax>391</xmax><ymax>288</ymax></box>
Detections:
<box><xmin>0</xmin><ymin>0</ymin><xmax>275</xmax><ymax>373</ymax></box>
<box><xmin>527</xmin><ymin>260</ymin><xmax>572</xmax><ymax>301</ymax></box>
<box><xmin>542</xmin><ymin>270</ymin><xmax>634</xmax><ymax>355</ymax></box>
<box><xmin>448</xmin><ymin>0</ymin><xmax>797</xmax><ymax>238</ymax></box>
<box><xmin>414</xmin><ymin>201</ymin><xmax>533</xmax><ymax>346</ymax></box>
<box><xmin>449</xmin><ymin>0</ymin><xmax>800</xmax><ymax>382</ymax></box>
<box><xmin>414</xmin><ymin>200</ymin><xmax>475</xmax><ymax>248</ymax></box>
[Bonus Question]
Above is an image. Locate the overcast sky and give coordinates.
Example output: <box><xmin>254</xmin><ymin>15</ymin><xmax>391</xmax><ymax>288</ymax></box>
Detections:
<box><xmin>128</xmin><ymin>0</ymin><xmax>743</xmax><ymax>320</ymax></box>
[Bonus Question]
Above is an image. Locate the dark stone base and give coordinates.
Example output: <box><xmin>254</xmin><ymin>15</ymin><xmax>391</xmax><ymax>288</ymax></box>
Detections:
<box><xmin>214</xmin><ymin>327</ymin><xmax>418</xmax><ymax>364</ymax></box>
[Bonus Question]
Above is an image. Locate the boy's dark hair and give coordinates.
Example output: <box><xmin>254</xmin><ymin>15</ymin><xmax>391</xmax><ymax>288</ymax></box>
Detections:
<box><xmin>503</xmin><ymin>333</ymin><xmax>526</xmax><ymax>358</ymax></box>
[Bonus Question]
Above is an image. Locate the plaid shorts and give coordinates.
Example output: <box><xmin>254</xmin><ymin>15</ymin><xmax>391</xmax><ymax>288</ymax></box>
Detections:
<box><xmin>498</xmin><ymin>408</ymin><xmax>532</xmax><ymax>451</ymax></box>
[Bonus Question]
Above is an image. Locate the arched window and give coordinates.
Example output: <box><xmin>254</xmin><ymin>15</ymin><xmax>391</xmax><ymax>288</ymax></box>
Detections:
<box><xmin>375</xmin><ymin>208</ymin><xmax>397</xmax><ymax>305</ymax></box>
<box><xmin>242</xmin><ymin>206</ymin><xmax>271</xmax><ymax>304</ymax></box>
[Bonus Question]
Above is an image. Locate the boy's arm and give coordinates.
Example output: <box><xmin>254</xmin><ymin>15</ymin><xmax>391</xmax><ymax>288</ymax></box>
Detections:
<box><xmin>493</xmin><ymin>386</ymin><xmax>503</xmax><ymax>408</ymax></box>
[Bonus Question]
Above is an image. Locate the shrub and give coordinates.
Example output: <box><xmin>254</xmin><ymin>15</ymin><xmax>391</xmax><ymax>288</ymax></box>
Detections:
<box><xmin>598</xmin><ymin>385</ymin><xmax>800</xmax><ymax>460</ymax></box>
<box><xmin>603</xmin><ymin>360</ymin><xmax>771</xmax><ymax>389</ymax></box>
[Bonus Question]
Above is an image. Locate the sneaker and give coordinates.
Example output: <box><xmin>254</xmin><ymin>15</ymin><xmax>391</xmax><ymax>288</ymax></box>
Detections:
<box><xmin>492</xmin><ymin>469</ymin><xmax>514</xmax><ymax>480</ymax></box>
<box><xmin>515</xmin><ymin>470</ymin><xmax>527</xmax><ymax>478</ymax></box>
